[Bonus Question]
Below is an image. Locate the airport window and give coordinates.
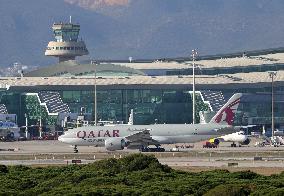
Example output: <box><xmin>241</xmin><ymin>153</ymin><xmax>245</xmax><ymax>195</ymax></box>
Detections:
<box><xmin>163</xmin><ymin>91</ymin><xmax>177</xmax><ymax>103</ymax></box>
<box><xmin>124</xmin><ymin>90</ymin><xmax>145</xmax><ymax>105</ymax></box>
<box><xmin>142</xmin><ymin>90</ymin><xmax>151</xmax><ymax>103</ymax></box>
<box><xmin>96</xmin><ymin>91</ymin><xmax>108</xmax><ymax>105</ymax></box>
<box><xmin>109</xmin><ymin>90</ymin><xmax>122</xmax><ymax>104</ymax></box>
<box><xmin>81</xmin><ymin>91</ymin><xmax>94</xmax><ymax>103</ymax></box>
<box><xmin>276</xmin><ymin>64</ymin><xmax>284</xmax><ymax>70</ymax></box>
<box><xmin>62</xmin><ymin>91</ymin><xmax>81</xmax><ymax>103</ymax></box>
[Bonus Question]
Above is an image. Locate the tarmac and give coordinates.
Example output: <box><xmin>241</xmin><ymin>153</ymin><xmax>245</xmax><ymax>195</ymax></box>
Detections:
<box><xmin>0</xmin><ymin>140</ymin><xmax>284</xmax><ymax>175</ymax></box>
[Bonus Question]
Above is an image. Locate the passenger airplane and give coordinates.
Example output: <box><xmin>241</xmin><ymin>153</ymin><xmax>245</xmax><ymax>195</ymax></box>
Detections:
<box><xmin>58</xmin><ymin>93</ymin><xmax>242</xmax><ymax>152</ymax></box>
<box><xmin>210</xmin><ymin>131</ymin><xmax>250</xmax><ymax>147</ymax></box>
<box><xmin>0</xmin><ymin>121</ymin><xmax>20</xmax><ymax>141</ymax></box>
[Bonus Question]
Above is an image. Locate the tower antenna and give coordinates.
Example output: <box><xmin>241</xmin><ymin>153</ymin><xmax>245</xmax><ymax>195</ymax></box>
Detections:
<box><xmin>69</xmin><ymin>15</ymin><xmax>72</xmax><ymax>24</ymax></box>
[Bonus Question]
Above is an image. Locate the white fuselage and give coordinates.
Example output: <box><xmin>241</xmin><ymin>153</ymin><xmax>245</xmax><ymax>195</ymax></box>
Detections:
<box><xmin>58</xmin><ymin>123</ymin><xmax>234</xmax><ymax>147</ymax></box>
<box><xmin>220</xmin><ymin>131</ymin><xmax>248</xmax><ymax>143</ymax></box>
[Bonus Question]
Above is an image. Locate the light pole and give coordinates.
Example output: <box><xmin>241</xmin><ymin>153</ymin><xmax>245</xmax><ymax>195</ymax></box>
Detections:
<box><xmin>39</xmin><ymin>117</ymin><xmax>42</xmax><ymax>138</ymax></box>
<box><xmin>91</xmin><ymin>60</ymin><xmax>97</xmax><ymax>126</ymax></box>
<box><xmin>25</xmin><ymin>113</ymin><xmax>28</xmax><ymax>139</ymax></box>
<box><xmin>268</xmin><ymin>71</ymin><xmax>277</xmax><ymax>138</ymax></box>
<box><xmin>192</xmin><ymin>49</ymin><xmax>197</xmax><ymax>124</ymax></box>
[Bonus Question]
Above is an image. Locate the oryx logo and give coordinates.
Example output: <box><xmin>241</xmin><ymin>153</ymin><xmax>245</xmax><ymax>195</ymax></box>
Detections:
<box><xmin>214</xmin><ymin>98</ymin><xmax>240</xmax><ymax>125</ymax></box>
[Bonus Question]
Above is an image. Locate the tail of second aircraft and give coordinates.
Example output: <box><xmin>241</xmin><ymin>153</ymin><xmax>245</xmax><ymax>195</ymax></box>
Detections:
<box><xmin>128</xmin><ymin>109</ymin><xmax>134</xmax><ymax>125</ymax></box>
<box><xmin>209</xmin><ymin>93</ymin><xmax>242</xmax><ymax>126</ymax></box>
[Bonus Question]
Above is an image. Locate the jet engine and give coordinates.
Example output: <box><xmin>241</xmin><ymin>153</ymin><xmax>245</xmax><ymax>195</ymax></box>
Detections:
<box><xmin>240</xmin><ymin>138</ymin><xmax>250</xmax><ymax>145</ymax></box>
<box><xmin>213</xmin><ymin>138</ymin><xmax>220</xmax><ymax>145</ymax></box>
<box><xmin>209</xmin><ymin>138</ymin><xmax>220</xmax><ymax>145</ymax></box>
<box><xmin>105</xmin><ymin>138</ymin><xmax>127</xmax><ymax>151</ymax></box>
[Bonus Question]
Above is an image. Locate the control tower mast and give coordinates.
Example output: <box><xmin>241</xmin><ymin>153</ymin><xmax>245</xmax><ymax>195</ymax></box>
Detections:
<box><xmin>45</xmin><ymin>18</ymin><xmax>89</xmax><ymax>63</ymax></box>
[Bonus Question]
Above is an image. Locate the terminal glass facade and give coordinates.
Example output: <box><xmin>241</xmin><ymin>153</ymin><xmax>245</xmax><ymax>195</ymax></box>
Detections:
<box><xmin>61</xmin><ymin>89</ymin><xmax>195</xmax><ymax>125</ymax></box>
<box><xmin>1</xmin><ymin>90</ymin><xmax>284</xmax><ymax>129</ymax></box>
<box><xmin>53</xmin><ymin>24</ymin><xmax>80</xmax><ymax>42</ymax></box>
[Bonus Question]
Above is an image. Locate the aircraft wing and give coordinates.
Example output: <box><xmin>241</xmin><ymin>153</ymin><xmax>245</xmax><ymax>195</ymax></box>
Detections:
<box><xmin>125</xmin><ymin>129</ymin><xmax>160</xmax><ymax>147</ymax></box>
<box><xmin>214</xmin><ymin>126</ymin><xmax>240</xmax><ymax>135</ymax></box>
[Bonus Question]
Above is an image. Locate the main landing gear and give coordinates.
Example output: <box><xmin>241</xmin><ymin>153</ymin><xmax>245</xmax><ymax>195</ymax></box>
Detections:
<box><xmin>140</xmin><ymin>146</ymin><xmax>165</xmax><ymax>152</ymax></box>
<box><xmin>231</xmin><ymin>142</ymin><xmax>237</xmax><ymax>147</ymax></box>
<box><xmin>74</xmin><ymin>145</ymin><xmax>79</xmax><ymax>153</ymax></box>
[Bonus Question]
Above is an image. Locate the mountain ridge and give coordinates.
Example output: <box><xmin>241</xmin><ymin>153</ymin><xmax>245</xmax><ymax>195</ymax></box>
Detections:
<box><xmin>0</xmin><ymin>0</ymin><xmax>284</xmax><ymax>66</ymax></box>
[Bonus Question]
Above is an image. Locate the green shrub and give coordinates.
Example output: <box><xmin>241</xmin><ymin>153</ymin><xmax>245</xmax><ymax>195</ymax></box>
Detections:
<box><xmin>232</xmin><ymin>170</ymin><xmax>259</xmax><ymax>180</ymax></box>
<box><xmin>0</xmin><ymin>154</ymin><xmax>281</xmax><ymax>195</ymax></box>
<box><xmin>251</xmin><ymin>187</ymin><xmax>284</xmax><ymax>196</ymax></box>
<box><xmin>204</xmin><ymin>184</ymin><xmax>252</xmax><ymax>196</ymax></box>
<box><xmin>0</xmin><ymin>165</ymin><xmax>8</xmax><ymax>173</ymax></box>
<box><xmin>16</xmin><ymin>178</ymin><xmax>38</xmax><ymax>190</ymax></box>
<box><xmin>9</xmin><ymin>165</ymin><xmax>30</xmax><ymax>173</ymax></box>
<box><xmin>88</xmin><ymin>158</ymin><xmax>120</xmax><ymax>173</ymax></box>
<box><xmin>119</xmin><ymin>154</ymin><xmax>160</xmax><ymax>172</ymax></box>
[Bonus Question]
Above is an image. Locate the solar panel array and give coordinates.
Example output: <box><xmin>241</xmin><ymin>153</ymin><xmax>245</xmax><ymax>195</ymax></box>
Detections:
<box><xmin>200</xmin><ymin>91</ymin><xmax>226</xmax><ymax>111</ymax></box>
<box><xmin>0</xmin><ymin>104</ymin><xmax>8</xmax><ymax>114</ymax></box>
<box><xmin>38</xmin><ymin>91</ymin><xmax>70</xmax><ymax>114</ymax></box>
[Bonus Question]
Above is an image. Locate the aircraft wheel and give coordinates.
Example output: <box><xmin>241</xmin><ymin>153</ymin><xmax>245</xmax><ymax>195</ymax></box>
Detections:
<box><xmin>74</xmin><ymin>145</ymin><xmax>79</xmax><ymax>153</ymax></box>
<box><xmin>140</xmin><ymin>147</ymin><xmax>148</xmax><ymax>152</ymax></box>
<box><xmin>156</xmin><ymin>147</ymin><xmax>165</xmax><ymax>152</ymax></box>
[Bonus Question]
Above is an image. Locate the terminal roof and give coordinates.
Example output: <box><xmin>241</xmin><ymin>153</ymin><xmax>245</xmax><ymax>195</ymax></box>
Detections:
<box><xmin>117</xmin><ymin>52</ymin><xmax>284</xmax><ymax>70</ymax></box>
<box><xmin>1</xmin><ymin>70</ymin><xmax>284</xmax><ymax>88</ymax></box>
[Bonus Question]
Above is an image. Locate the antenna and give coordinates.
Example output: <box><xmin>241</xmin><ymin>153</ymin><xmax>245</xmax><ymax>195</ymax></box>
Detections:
<box><xmin>69</xmin><ymin>15</ymin><xmax>72</xmax><ymax>24</ymax></box>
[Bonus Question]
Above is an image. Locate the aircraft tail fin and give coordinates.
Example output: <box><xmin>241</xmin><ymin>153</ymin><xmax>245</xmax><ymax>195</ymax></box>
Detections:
<box><xmin>209</xmin><ymin>93</ymin><xmax>242</xmax><ymax>125</ymax></box>
<box><xmin>127</xmin><ymin>109</ymin><xmax>134</xmax><ymax>125</ymax></box>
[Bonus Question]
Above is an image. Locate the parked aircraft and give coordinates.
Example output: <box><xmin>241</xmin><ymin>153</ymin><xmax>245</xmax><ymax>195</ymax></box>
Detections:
<box><xmin>271</xmin><ymin>136</ymin><xmax>284</xmax><ymax>147</ymax></box>
<box><xmin>210</xmin><ymin>131</ymin><xmax>250</xmax><ymax>147</ymax></box>
<box><xmin>58</xmin><ymin>93</ymin><xmax>242</xmax><ymax>152</ymax></box>
<box><xmin>0</xmin><ymin>121</ymin><xmax>20</xmax><ymax>141</ymax></box>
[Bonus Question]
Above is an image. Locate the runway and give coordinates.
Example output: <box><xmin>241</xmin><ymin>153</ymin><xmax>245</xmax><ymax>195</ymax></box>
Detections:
<box><xmin>0</xmin><ymin>140</ymin><xmax>284</xmax><ymax>175</ymax></box>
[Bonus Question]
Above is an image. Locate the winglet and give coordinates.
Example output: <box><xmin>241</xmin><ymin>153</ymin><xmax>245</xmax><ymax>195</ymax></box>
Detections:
<box><xmin>209</xmin><ymin>93</ymin><xmax>242</xmax><ymax>125</ymax></box>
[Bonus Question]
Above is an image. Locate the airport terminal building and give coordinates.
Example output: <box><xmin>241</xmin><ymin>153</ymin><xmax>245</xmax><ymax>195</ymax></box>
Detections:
<box><xmin>1</xmin><ymin>21</ymin><xmax>284</xmax><ymax>134</ymax></box>
<box><xmin>1</xmin><ymin>60</ymin><xmax>284</xmax><ymax>131</ymax></box>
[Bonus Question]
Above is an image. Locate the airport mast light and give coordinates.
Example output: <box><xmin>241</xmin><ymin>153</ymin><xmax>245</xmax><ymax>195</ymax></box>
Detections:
<box><xmin>91</xmin><ymin>60</ymin><xmax>97</xmax><ymax>126</ymax></box>
<box><xmin>192</xmin><ymin>49</ymin><xmax>198</xmax><ymax>124</ymax></box>
<box><xmin>25</xmin><ymin>113</ymin><xmax>28</xmax><ymax>139</ymax></box>
<box><xmin>268</xmin><ymin>71</ymin><xmax>277</xmax><ymax>138</ymax></box>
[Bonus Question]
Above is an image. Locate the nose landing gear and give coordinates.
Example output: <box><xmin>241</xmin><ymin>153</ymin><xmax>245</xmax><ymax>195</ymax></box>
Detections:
<box><xmin>74</xmin><ymin>145</ymin><xmax>78</xmax><ymax>153</ymax></box>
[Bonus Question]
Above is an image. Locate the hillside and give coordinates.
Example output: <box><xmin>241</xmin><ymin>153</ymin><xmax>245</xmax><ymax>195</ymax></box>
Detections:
<box><xmin>1</xmin><ymin>0</ymin><xmax>284</xmax><ymax>66</ymax></box>
<box><xmin>0</xmin><ymin>154</ymin><xmax>284</xmax><ymax>195</ymax></box>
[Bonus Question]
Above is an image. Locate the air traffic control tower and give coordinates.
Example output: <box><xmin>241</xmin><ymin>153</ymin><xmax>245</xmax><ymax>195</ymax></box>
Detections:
<box><xmin>45</xmin><ymin>19</ymin><xmax>89</xmax><ymax>62</ymax></box>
